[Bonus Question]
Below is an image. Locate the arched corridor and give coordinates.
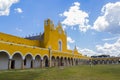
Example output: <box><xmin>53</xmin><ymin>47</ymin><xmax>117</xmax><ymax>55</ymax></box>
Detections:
<box><xmin>51</xmin><ymin>56</ymin><xmax>56</xmax><ymax>67</ymax></box>
<box><xmin>56</xmin><ymin>56</ymin><xmax>60</xmax><ymax>66</ymax></box>
<box><xmin>43</xmin><ymin>56</ymin><xmax>49</xmax><ymax>67</ymax></box>
<box><xmin>71</xmin><ymin>58</ymin><xmax>73</xmax><ymax>66</ymax></box>
<box><xmin>64</xmin><ymin>57</ymin><xmax>67</xmax><ymax>66</ymax></box>
<box><xmin>24</xmin><ymin>54</ymin><xmax>33</xmax><ymax>68</ymax></box>
<box><xmin>0</xmin><ymin>51</ymin><xmax>10</xmax><ymax>70</ymax></box>
<box><xmin>11</xmin><ymin>53</ymin><xmax>23</xmax><ymax>69</ymax></box>
<box><xmin>68</xmin><ymin>58</ymin><xmax>71</xmax><ymax>66</ymax></box>
<box><xmin>60</xmin><ymin>57</ymin><xmax>64</xmax><ymax>66</ymax></box>
<box><xmin>34</xmin><ymin>55</ymin><xmax>41</xmax><ymax>68</ymax></box>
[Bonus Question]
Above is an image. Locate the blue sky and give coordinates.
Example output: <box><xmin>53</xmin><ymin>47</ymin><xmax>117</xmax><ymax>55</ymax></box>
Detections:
<box><xmin>0</xmin><ymin>0</ymin><xmax>120</xmax><ymax>56</ymax></box>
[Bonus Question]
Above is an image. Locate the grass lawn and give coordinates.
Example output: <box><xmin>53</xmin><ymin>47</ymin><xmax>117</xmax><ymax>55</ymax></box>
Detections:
<box><xmin>0</xmin><ymin>64</ymin><xmax>120</xmax><ymax>80</ymax></box>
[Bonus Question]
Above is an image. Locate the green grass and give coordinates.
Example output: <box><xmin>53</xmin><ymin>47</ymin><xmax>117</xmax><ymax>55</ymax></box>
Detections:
<box><xmin>0</xmin><ymin>65</ymin><xmax>120</xmax><ymax>80</ymax></box>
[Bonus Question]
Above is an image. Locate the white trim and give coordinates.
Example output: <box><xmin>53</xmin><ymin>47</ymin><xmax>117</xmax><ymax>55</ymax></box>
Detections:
<box><xmin>42</xmin><ymin>54</ymin><xmax>49</xmax><ymax>60</ymax></box>
<box><xmin>24</xmin><ymin>53</ymin><xmax>34</xmax><ymax>60</ymax></box>
<box><xmin>11</xmin><ymin>51</ymin><xmax>23</xmax><ymax>60</ymax></box>
<box><xmin>35</xmin><ymin>54</ymin><xmax>42</xmax><ymax>59</ymax></box>
<box><xmin>0</xmin><ymin>40</ymin><xmax>48</xmax><ymax>50</ymax></box>
<box><xmin>51</xmin><ymin>56</ymin><xmax>56</xmax><ymax>59</ymax></box>
<box><xmin>0</xmin><ymin>50</ymin><xmax>11</xmax><ymax>59</ymax></box>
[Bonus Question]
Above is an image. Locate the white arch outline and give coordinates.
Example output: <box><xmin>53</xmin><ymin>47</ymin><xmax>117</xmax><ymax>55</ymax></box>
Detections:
<box><xmin>0</xmin><ymin>50</ymin><xmax>11</xmax><ymax>59</ymax></box>
<box><xmin>56</xmin><ymin>56</ymin><xmax>60</xmax><ymax>59</ymax></box>
<box><xmin>34</xmin><ymin>54</ymin><xmax>42</xmax><ymax>60</ymax></box>
<box><xmin>51</xmin><ymin>56</ymin><xmax>56</xmax><ymax>60</ymax></box>
<box><xmin>11</xmin><ymin>51</ymin><xmax>24</xmax><ymax>60</ymax></box>
<box><xmin>24</xmin><ymin>53</ymin><xmax>34</xmax><ymax>60</ymax></box>
<box><xmin>42</xmin><ymin>54</ymin><xmax>49</xmax><ymax>60</ymax></box>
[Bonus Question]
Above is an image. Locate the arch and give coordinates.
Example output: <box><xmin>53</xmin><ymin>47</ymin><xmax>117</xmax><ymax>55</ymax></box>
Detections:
<box><xmin>75</xmin><ymin>58</ymin><xmax>78</xmax><ymax>65</ymax></box>
<box><xmin>60</xmin><ymin>57</ymin><xmax>64</xmax><ymax>66</ymax></box>
<box><xmin>0</xmin><ymin>50</ymin><xmax>10</xmax><ymax>59</ymax></box>
<box><xmin>0</xmin><ymin>51</ymin><xmax>10</xmax><ymax>70</ymax></box>
<box><xmin>71</xmin><ymin>58</ymin><xmax>73</xmax><ymax>66</ymax></box>
<box><xmin>34</xmin><ymin>55</ymin><xmax>41</xmax><ymax>68</ymax></box>
<box><xmin>64</xmin><ymin>57</ymin><xmax>67</xmax><ymax>66</ymax></box>
<box><xmin>42</xmin><ymin>54</ymin><xmax>49</xmax><ymax>60</ymax></box>
<box><xmin>51</xmin><ymin>56</ymin><xmax>56</xmax><ymax>67</ymax></box>
<box><xmin>43</xmin><ymin>56</ymin><xmax>49</xmax><ymax>67</ymax></box>
<box><xmin>24</xmin><ymin>54</ymin><xmax>33</xmax><ymax>68</ymax></box>
<box><xmin>24</xmin><ymin>53</ymin><xmax>34</xmax><ymax>60</ymax></box>
<box><xmin>12</xmin><ymin>51</ymin><xmax>23</xmax><ymax>59</ymax></box>
<box><xmin>78</xmin><ymin>59</ymin><xmax>80</xmax><ymax>64</ymax></box>
<box><xmin>68</xmin><ymin>57</ymin><xmax>71</xmax><ymax>66</ymax></box>
<box><xmin>56</xmin><ymin>56</ymin><xmax>60</xmax><ymax>66</ymax></box>
<box><xmin>11</xmin><ymin>53</ymin><xmax>23</xmax><ymax>69</ymax></box>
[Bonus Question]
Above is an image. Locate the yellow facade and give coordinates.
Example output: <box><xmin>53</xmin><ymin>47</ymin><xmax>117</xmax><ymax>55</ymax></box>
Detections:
<box><xmin>0</xmin><ymin>19</ymin><xmax>89</xmax><ymax>70</ymax></box>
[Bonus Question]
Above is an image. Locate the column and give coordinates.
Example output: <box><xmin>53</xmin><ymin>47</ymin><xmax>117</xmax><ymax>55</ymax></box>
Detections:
<box><xmin>41</xmin><ymin>59</ymin><xmax>43</xmax><ymax>68</ymax></box>
<box><xmin>8</xmin><ymin>59</ymin><xmax>11</xmax><ymax>70</ymax></box>
<box><xmin>21</xmin><ymin>60</ymin><xmax>24</xmax><ymax>69</ymax></box>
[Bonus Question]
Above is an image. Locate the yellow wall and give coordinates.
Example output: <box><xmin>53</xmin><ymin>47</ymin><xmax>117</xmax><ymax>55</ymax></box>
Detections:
<box><xmin>0</xmin><ymin>32</ymin><xmax>40</xmax><ymax>47</ymax></box>
<box><xmin>0</xmin><ymin>19</ymin><xmax>89</xmax><ymax>59</ymax></box>
<box><xmin>43</xmin><ymin>19</ymin><xmax>67</xmax><ymax>52</ymax></box>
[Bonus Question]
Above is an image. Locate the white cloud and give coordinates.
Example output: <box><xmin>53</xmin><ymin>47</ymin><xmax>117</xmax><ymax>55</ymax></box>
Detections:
<box><xmin>60</xmin><ymin>2</ymin><xmax>90</xmax><ymax>32</ymax></box>
<box><xmin>102</xmin><ymin>36</ymin><xmax>120</xmax><ymax>41</ymax></box>
<box><xmin>96</xmin><ymin>38</ymin><xmax>120</xmax><ymax>56</ymax></box>
<box><xmin>67</xmin><ymin>36</ymin><xmax>75</xmax><ymax>43</ymax></box>
<box><xmin>14</xmin><ymin>8</ymin><xmax>23</xmax><ymax>13</ymax></box>
<box><xmin>67</xmin><ymin>44</ymin><xmax>70</xmax><ymax>49</ymax></box>
<box><xmin>0</xmin><ymin>0</ymin><xmax>19</xmax><ymax>16</ymax></box>
<box><xmin>78</xmin><ymin>47</ymin><xmax>97</xmax><ymax>57</ymax></box>
<box><xmin>93</xmin><ymin>2</ymin><xmax>120</xmax><ymax>34</ymax></box>
<box><xmin>16</xmin><ymin>27</ymin><xmax>23</xmax><ymax>32</ymax></box>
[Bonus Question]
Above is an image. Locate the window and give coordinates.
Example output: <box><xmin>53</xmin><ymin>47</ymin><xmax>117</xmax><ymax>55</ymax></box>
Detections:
<box><xmin>58</xmin><ymin>40</ymin><xmax>62</xmax><ymax>51</ymax></box>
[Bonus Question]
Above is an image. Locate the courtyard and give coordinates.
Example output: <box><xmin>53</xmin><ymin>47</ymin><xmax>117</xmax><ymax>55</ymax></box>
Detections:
<box><xmin>0</xmin><ymin>64</ymin><xmax>120</xmax><ymax>80</ymax></box>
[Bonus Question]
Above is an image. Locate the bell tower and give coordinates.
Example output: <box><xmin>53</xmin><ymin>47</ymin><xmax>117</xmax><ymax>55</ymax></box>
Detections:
<box><xmin>44</xmin><ymin>19</ymin><xmax>54</xmax><ymax>47</ymax></box>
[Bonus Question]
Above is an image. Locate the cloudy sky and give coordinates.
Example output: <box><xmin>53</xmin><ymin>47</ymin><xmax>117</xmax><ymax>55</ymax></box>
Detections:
<box><xmin>0</xmin><ymin>0</ymin><xmax>120</xmax><ymax>57</ymax></box>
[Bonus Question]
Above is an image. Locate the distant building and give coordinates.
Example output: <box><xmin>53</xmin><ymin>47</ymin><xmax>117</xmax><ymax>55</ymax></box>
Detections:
<box><xmin>91</xmin><ymin>55</ymin><xmax>120</xmax><ymax>64</ymax></box>
<box><xmin>91</xmin><ymin>55</ymin><xmax>110</xmax><ymax>58</ymax></box>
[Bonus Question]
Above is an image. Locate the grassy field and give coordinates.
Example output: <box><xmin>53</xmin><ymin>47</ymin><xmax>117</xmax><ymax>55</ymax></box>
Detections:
<box><xmin>0</xmin><ymin>65</ymin><xmax>120</xmax><ymax>80</ymax></box>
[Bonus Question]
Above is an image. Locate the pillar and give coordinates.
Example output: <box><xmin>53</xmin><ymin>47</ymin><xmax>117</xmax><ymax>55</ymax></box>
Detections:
<box><xmin>8</xmin><ymin>59</ymin><xmax>11</xmax><ymax>70</ymax></box>
<box><xmin>40</xmin><ymin>59</ymin><xmax>43</xmax><ymax>68</ymax></box>
<box><xmin>21</xmin><ymin>60</ymin><xmax>24</xmax><ymax>69</ymax></box>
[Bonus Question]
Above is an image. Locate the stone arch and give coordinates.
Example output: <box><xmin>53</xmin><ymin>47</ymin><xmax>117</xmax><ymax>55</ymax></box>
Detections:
<box><xmin>34</xmin><ymin>55</ymin><xmax>41</xmax><ymax>68</ymax></box>
<box><xmin>11</xmin><ymin>52</ymin><xmax>23</xmax><ymax>69</ymax></box>
<box><xmin>60</xmin><ymin>57</ymin><xmax>64</xmax><ymax>66</ymax></box>
<box><xmin>0</xmin><ymin>51</ymin><xmax>10</xmax><ymax>70</ymax></box>
<box><xmin>71</xmin><ymin>58</ymin><xmax>73</xmax><ymax>66</ymax></box>
<box><xmin>100</xmin><ymin>60</ymin><xmax>102</xmax><ymax>64</ymax></box>
<box><xmin>68</xmin><ymin>57</ymin><xmax>71</xmax><ymax>66</ymax></box>
<box><xmin>51</xmin><ymin>56</ymin><xmax>56</xmax><ymax>67</ymax></box>
<box><xmin>43</xmin><ymin>55</ymin><xmax>49</xmax><ymax>67</ymax></box>
<box><xmin>56</xmin><ymin>56</ymin><xmax>60</xmax><ymax>66</ymax></box>
<box><xmin>75</xmin><ymin>58</ymin><xmax>79</xmax><ymax>65</ymax></box>
<box><xmin>64</xmin><ymin>57</ymin><xmax>67</xmax><ymax>66</ymax></box>
<box><xmin>24</xmin><ymin>54</ymin><xmax>33</xmax><ymax>68</ymax></box>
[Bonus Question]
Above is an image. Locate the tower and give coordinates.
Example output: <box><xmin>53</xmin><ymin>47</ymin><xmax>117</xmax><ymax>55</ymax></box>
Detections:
<box><xmin>44</xmin><ymin>19</ymin><xmax>54</xmax><ymax>47</ymax></box>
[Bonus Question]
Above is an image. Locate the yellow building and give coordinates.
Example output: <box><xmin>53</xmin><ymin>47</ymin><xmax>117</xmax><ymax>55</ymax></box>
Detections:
<box><xmin>0</xmin><ymin>19</ymin><xmax>89</xmax><ymax>70</ymax></box>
